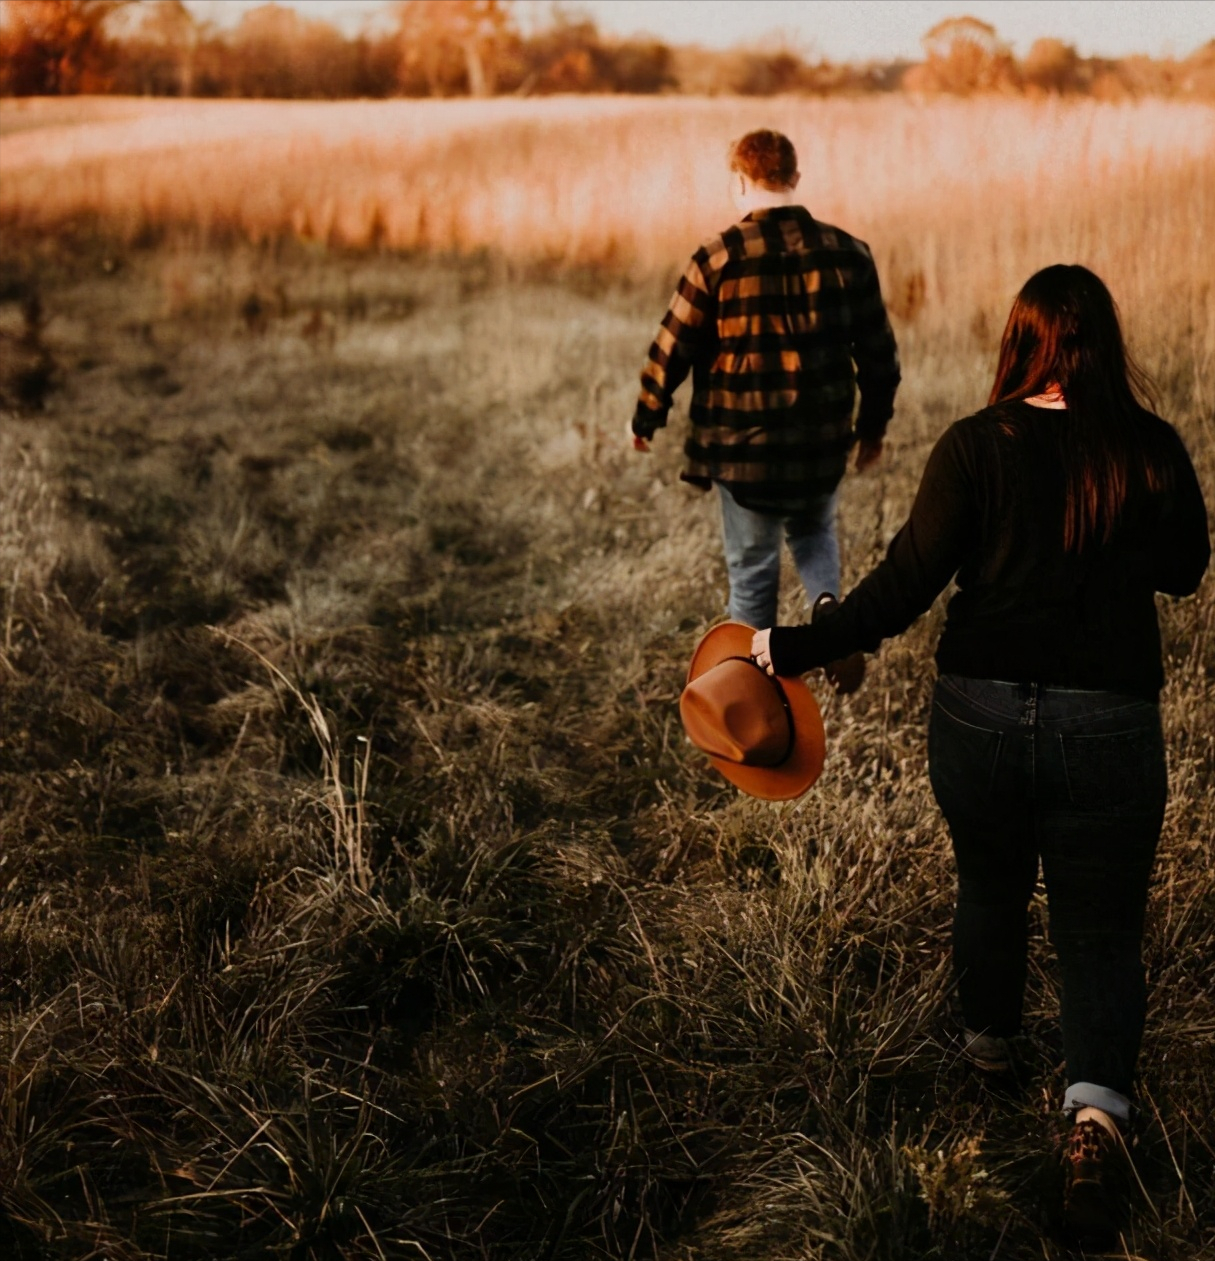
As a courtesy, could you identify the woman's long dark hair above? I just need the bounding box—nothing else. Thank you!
[989,264,1162,551]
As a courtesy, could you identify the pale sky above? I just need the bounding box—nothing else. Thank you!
[183,0,1215,60]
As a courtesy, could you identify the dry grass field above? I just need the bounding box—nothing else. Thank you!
[0,96,1212,1259]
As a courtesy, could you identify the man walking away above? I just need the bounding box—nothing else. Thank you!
[632,129,900,681]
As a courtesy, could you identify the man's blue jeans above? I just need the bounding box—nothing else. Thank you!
[718,484,840,628]
[928,675,1167,1123]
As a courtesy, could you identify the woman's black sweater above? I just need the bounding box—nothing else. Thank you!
[768,402,1210,699]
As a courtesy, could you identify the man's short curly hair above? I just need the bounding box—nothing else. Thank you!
[729,130,798,189]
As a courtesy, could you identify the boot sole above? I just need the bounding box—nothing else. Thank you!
[1064,1178,1120,1248]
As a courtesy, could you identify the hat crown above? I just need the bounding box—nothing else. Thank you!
[681,657,793,767]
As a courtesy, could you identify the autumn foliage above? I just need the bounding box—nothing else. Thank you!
[1,0,1213,100]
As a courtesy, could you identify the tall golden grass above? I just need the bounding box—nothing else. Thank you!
[3,95,1213,337]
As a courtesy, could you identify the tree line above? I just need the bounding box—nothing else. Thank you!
[1,2,1212,100]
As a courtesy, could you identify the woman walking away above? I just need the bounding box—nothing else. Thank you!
[750,265,1209,1247]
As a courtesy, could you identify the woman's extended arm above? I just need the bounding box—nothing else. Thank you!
[766,422,979,676]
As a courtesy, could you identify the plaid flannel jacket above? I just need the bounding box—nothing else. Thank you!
[633,206,900,509]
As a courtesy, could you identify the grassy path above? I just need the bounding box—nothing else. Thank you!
[0,234,1211,1259]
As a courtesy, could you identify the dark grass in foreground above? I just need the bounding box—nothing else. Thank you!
[0,231,1212,1259]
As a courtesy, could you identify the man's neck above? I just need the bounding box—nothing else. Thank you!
[736,187,802,215]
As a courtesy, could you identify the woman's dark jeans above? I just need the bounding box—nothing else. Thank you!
[928,675,1166,1115]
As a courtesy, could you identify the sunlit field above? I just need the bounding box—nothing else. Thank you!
[4,94,1214,321]
[0,96,1212,1260]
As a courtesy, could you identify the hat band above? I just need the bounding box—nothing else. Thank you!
[723,655,796,765]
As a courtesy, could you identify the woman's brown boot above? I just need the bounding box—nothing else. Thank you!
[1063,1118,1126,1248]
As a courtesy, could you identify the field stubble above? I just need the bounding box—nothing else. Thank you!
[0,97,1213,1259]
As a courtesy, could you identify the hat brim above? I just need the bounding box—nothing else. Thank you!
[685,621,826,801]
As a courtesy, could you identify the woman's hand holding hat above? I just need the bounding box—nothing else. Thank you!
[680,621,825,800]
[751,628,774,675]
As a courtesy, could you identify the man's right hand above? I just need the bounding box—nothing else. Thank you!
[854,438,882,472]
[628,418,651,452]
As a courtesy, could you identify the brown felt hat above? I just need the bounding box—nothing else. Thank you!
[680,622,825,801]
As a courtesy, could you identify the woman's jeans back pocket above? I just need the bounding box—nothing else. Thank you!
[929,695,1007,811]
[1058,724,1165,814]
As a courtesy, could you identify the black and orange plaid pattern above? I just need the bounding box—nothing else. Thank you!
[633,206,900,508]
